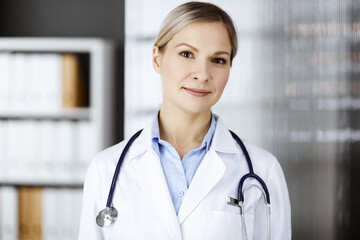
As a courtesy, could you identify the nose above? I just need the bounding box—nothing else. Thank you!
[191,61,212,82]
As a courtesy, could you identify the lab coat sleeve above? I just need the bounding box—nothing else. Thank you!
[78,157,107,240]
[265,159,292,240]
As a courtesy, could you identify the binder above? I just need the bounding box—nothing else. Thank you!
[18,187,43,240]
[42,188,58,240]
[0,121,5,179]
[62,54,87,108]
[38,121,56,181]
[44,54,62,112]
[78,121,96,176]
[58,121,74,181]
[30,54,62,113]
[0,53,11,112]
[12,53,27,112]
[0,186,18,240]
[42,188,82,240]
[7,120,20,179]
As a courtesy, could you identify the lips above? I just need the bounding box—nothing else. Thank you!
[183,87,211,97]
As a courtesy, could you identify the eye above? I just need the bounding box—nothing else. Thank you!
[180,51,194,58]
[212,58,227,64]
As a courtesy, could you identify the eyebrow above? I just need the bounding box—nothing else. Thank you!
[175,43,230,56]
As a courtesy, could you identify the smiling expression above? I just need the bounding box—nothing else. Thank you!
[153,21,232,115]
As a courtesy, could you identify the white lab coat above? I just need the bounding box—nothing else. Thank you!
[78,117,291,240]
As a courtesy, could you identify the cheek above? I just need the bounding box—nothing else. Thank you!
[214,70,230,93]
[161,57,190,86]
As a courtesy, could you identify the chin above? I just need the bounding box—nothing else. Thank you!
[181,104,213,115]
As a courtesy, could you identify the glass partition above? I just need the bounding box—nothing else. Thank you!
[125,1,360,239]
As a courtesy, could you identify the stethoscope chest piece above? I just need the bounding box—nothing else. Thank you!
[96,207,118,227]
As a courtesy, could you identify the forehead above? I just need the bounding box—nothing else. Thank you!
[168,21,231,52]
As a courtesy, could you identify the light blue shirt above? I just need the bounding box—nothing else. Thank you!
[151,113,217,214]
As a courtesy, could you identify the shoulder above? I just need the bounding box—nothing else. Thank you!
[86,140,128,182]
[242,140,278,166]
[94,140,127,164]
[241,140,285,183]
[93,140,127,165]
[214,121,281,181]
[87,127,152,180]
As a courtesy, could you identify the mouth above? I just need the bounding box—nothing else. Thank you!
[183,87,211,97]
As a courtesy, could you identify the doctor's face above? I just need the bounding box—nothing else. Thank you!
[153,21,232,115]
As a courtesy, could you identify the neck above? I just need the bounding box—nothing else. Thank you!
[158,107,212,159]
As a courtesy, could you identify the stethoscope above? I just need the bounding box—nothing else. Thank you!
[96,129,271,239]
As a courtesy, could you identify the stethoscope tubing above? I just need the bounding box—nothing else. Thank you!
[229,130,254,173]
[106,129,143,208]
[229,130,271,205]
[100,128,271,238]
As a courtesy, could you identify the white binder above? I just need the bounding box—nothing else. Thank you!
[0,186,18,240]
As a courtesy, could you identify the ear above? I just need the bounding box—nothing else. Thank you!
[152,45,161,74]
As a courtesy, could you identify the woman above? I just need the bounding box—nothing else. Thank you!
[79,2,291,239]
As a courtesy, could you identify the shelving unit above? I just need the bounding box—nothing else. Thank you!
[0,37,115,187]
[0,37,115,240]
[0,108,90,121]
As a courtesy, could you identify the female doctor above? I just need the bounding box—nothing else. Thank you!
[78,2,291,240]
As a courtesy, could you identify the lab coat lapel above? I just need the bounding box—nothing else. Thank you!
[177,148,226,224]
[177,117,238,224]
[129,126,182,240]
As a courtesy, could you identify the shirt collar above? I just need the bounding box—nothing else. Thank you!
[151,112,217,154]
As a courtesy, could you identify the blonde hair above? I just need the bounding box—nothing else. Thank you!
[154,1,238,64]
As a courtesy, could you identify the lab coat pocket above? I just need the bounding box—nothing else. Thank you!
[202,211,254,240]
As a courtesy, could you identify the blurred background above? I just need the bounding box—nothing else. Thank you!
[0,0,359,239]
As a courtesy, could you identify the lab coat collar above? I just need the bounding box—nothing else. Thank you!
[211,115,242,154]
[124,115,240,228]
[124,120,153,161]
[151,112,217,154]
[132,115,242,152]
[126,114,241,160]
